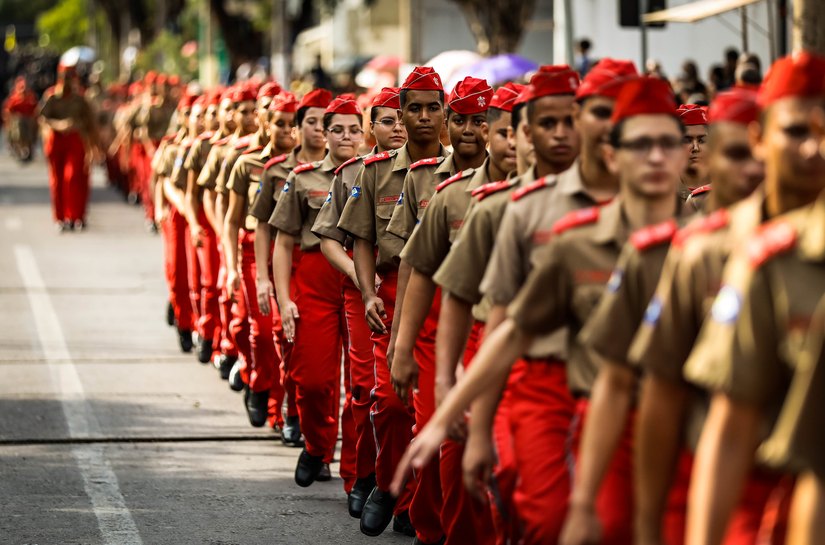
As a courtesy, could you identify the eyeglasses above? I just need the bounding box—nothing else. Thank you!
[327,126,364,136]
[617,136,682,155]
[375,118,403,128]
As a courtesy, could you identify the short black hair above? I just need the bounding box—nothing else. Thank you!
[608,115,685,148]
[323,111,363,131]
[296,106,309,128]
[399,89,445,109]
[511,102,526,133]
[487,106,505,125]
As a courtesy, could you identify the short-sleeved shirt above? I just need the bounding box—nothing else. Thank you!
[136,99,175,141]
[337,144,447,272]
[387,153,457,242]
[156,140,179,178]
[400,162,489,277]
[197,137,233,191]
[217,131,267,195]
[170,138,194,190]
[249,148,301,223]
[39,89,96,138]
[480,163,601,358]
[183,132,215,179]
[508,198,631,395]
[269,154,336,251]
[227,143,273,231]
[311,149,376,245]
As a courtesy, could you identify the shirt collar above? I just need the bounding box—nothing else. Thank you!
[392,144,411,172]
[320,153,337,173]
[591,198,629,246]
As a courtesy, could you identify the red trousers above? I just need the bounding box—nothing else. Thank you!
[410,291,444,543]
[185,221,202,335]
[130,140,155,221]
[572,399,635,545]
[239,230,285,425]
[289,251,345,462]
[339,315,358,493]
[343,277,378,483]
[218,244,252,374]
[44,130,89,223]
[193,210,222,357]
[161,207,194,330]
[270,245,301,424]
[723,469,791,545]
[369,270,416,514]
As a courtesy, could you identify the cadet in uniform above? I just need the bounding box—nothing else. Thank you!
[677,104,709,201]
[337,66,446,538]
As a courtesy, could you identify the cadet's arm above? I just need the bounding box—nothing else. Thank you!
[353,238,386,333]
[320,238,358,286]
[202,188,220,237]
[388,261,413,367]
[162,177,187,215]
[222,192,244,277]
[391,266,437,402]
[184,170,201,228]
[273,230,298,341]
[435,293,474,400]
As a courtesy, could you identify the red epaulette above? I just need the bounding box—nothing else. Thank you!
[335,155,362,175]
[263,153,289,171]
[293,162,318,174]
[512,176,553,201]
[552,207,600,235]
[409,156,443,170]
[242,146,263,155]
[745,220,797,268]
[215,136,231,146]
[436,169,473,193]
[630,219,679,251]
[197,131,214,141]
[690,184,712,197]
[161,134,174,143]
[673,208,730,247]
[364,151,392,166]
[234,136,252,150]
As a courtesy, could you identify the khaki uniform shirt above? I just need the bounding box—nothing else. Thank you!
[217,132,267,195]
[197,137,233,191]
[39,90,96,139]
[136,99,175,141]
[311,149,376,245]
[400,163,489,277]
[227,144,273,231]
[249,148,301,223]
[508,198,631,395]
[387,153,457,242]
[156,139,179,178]
[338,144,446,271]
[183,131,215,178]
[481,163,599,358]
[270,154,336,251]
[170,138,193,190]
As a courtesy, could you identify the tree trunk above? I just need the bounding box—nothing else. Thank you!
[208,0,264,73]
[450,0,538,56]
[794,0,825,54]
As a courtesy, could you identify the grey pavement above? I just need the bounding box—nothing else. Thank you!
[0,150,410,545]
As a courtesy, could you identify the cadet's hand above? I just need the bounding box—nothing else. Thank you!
[390,418,448,497]
[363,294,388,334]
[226,269,241,297]
[278,297,300,342]
[190,224,204,248]
[462,428,495,503]
[391,348,418,406]
[155,205,167,225]
[256,278,273,316]
[435,375,455,409]
[560,504,602,545]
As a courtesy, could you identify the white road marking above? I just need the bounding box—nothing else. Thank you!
[5,217,22,231]
[13,245,143,545]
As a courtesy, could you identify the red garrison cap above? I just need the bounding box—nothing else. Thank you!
[228,86,257,104]
[401,66,443,91]
[611,77,677,124]
[299,88,333,110]
[144,71,158,85]
[270,91,299,113]
[156,73,168,86]
[490,82,525,112]
[371,87,401,109]
[677,104,708,126]
[207,88,223,106]
[257,81,282,100]
[178,93,198,111]
[708,87,759,126]
[757,51,825,108]
[576,58,638,100]
[448,76,494,115]
[193,94,207,108]
[325,93,361,115]
[168,74,181,87]
[521,65,580,102]
[128,81,143,97]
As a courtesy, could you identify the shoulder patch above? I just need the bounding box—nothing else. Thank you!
[745,220,798,268]
[197,131,214,141]
[364,151,392,166]
[233,136,251,150]
[673,208,730,247]
[335,155,363,175]
[630,219,679,251]
[552,207,600,235]
[690,184,711,197]
[263,153,289,170]
[293,161,319,174]
[436,169,473,193]
[512,176,554,201]
[242,146,263,155]
[472,179,513,201]
[409,156,444,170]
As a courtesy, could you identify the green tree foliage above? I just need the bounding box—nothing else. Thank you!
[135,29,198,81]
[36,0,90,53]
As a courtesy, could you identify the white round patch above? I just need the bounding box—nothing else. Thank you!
[711,285,742,324]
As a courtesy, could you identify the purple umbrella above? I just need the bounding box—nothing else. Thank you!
[450,54,539,88]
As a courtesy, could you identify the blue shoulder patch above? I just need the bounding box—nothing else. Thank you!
[351,186,362,199]
[324,191,332,205]
[643,295,663,325]
[606,269,624,293]
[282,181,291,193]
[397,192,404,206]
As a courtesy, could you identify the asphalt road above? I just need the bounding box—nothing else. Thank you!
[0,149,410,545]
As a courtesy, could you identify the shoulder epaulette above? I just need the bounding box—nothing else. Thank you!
[690,184,711,197]
[472,179,513,200]
[197,131,214,141]
[364,151,392,166]
[673,208,730,247]
[552,207,600,235]
[242,146,263,155]
[215,136,231,146]
[512,176,554,201]
[630,219,679,251]
[234,136,252,150]
[745,220,798,268]
[409,156,443,170]
[436,169,473,193]
[161,134,174,143]
[293,161,319,174]
[335,155,363,175]
[263,154,289,170]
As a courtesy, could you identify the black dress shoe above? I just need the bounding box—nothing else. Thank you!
[392,509,415,537]
[166,302,175,326]
[245,389,269,427]
[281,415,303,446]
[178,329,193,352]
[294,449,324,487]
[227,358,245,391]
[348,473,376,518]
[316,463,331,482]
[197,338,212,364]
[359,487,396,537]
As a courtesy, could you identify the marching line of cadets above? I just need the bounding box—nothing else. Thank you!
[36,51,825,545]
